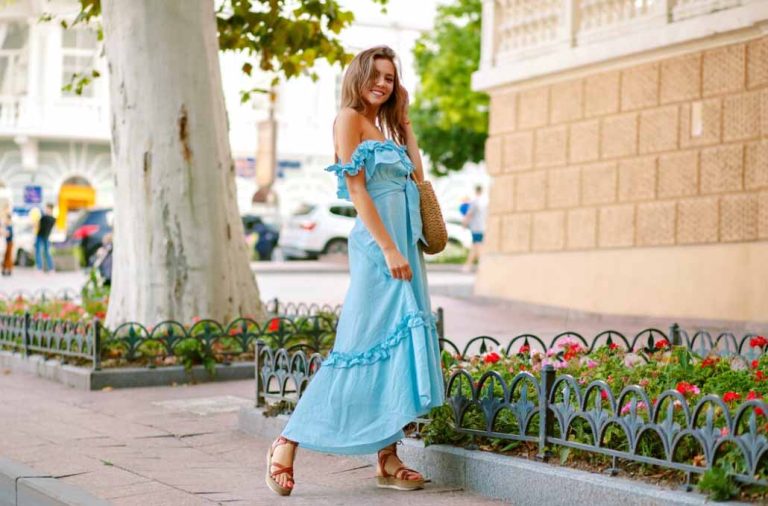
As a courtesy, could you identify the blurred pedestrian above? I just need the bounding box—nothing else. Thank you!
[461,184,486,273]
[92,232,113,285]
[2,211,12,276]
[35,203,56,273]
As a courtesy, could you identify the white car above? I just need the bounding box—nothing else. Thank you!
[278,201,472,260]
[279,201,355,259]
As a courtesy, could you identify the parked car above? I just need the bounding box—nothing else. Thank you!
[66,207,114,266]
[242,214,280,261]
[279,201,472,260]
[278,201,354,260]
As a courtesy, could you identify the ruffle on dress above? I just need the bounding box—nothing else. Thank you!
[322,311,438,368]
[325,139,414,200]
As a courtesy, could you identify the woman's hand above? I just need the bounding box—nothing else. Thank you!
[383,246,412,281]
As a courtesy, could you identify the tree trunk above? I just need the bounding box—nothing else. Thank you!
[101,0,265,327]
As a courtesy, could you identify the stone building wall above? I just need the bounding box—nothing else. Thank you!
[478,35,768,322]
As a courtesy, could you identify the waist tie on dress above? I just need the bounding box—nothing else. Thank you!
[367,177,426,247]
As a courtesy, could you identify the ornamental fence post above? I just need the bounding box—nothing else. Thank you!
[670,322,681,346]
[255,340,265,407]
[22,312,30,358]
[92,318,102,371]
[436,307,445,341]
[537,364,555,461]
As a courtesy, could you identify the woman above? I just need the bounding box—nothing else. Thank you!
[265,46,445,496]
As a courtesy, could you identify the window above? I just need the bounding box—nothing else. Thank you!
[61,28,98,97]
[329,205,356,218]
[0,22,29,96]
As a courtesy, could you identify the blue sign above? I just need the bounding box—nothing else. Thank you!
[23,185,42,205]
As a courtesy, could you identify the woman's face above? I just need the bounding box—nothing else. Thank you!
[363,57,395,108]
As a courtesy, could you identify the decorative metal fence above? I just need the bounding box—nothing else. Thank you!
[446,365,768,489]
[0,299,444,373]
[442,323,765,363]
[255,324,768,488]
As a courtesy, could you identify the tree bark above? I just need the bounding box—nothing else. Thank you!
[101,0,265,327]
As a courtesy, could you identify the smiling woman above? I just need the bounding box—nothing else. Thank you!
[265,46,444,497]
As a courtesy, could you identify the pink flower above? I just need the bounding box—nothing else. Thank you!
[621,401,647,415]
[623,353,644,368]
[720,427,730,437]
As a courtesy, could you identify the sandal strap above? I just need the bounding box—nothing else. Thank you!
[394,466,421,480]
[270,464,294,479]
[377,446,397,472]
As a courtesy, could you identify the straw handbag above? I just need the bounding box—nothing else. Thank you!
[414,180,448,254]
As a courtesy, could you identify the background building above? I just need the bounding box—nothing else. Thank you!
[0,0,110,232]
[474,0,768,322]
[0,0,485,232]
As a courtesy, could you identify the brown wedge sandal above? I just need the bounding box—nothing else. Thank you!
[266,436,298,496]
[376,443,425,491]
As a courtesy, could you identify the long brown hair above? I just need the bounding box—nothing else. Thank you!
[340,45,407,145]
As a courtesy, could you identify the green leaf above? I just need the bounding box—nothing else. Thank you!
[410,0,488,176]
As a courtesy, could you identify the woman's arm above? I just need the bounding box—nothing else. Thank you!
[335,109,412,281]
[400,87,425,183]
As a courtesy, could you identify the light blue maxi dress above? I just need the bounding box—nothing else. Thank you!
[281,139,445,455]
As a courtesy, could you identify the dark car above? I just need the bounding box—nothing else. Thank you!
[66,208,113,266]
[242,214,279,261]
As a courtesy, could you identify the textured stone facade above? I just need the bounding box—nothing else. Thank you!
[484,37,768,257]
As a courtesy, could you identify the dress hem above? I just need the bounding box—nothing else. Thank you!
[281,404,442,456]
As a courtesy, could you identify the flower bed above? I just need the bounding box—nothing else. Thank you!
[426,336,768,501]
[0,294,339,373]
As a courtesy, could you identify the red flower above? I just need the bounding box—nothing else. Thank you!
[723,391,741,403]
[600,390,608,401]
[750,336,768,348]
[608,343,619,350]
[753,360,760,369]
[484,351,501,364]
[676,381,701,397]
[268,318,280,332]
[747,391,765,416]
[94,311,106,320]
[519,365,527,371]
[701,356,718,368]
[518,344,530,355]
[757,371,766,382]
[655,339,670,350]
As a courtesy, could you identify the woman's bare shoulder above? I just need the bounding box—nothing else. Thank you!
[334,108,364,149]
[335,107,363,129]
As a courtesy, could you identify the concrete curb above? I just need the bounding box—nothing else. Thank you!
[237,407,741,506]
[0,351,253,391]
[0,457,108,506]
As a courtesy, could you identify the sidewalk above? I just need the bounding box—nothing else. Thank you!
[0,369,501,505]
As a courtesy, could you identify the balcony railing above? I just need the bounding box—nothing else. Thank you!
[476,0,767,89]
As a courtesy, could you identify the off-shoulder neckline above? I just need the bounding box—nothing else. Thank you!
[334,138,406,164]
